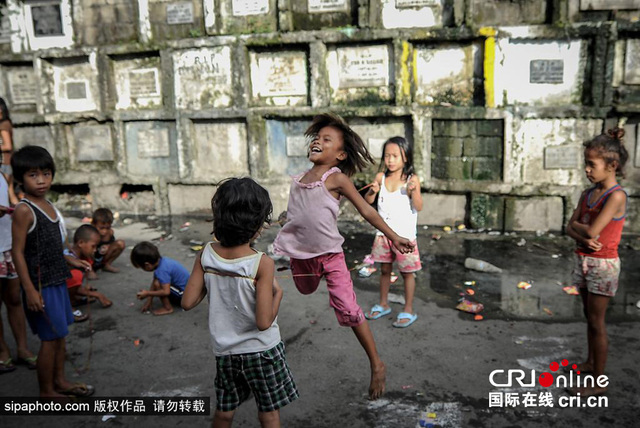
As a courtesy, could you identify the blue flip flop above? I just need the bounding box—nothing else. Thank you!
[365,304,392,320]
[393,312,417,328]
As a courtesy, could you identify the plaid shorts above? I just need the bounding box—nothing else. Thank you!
[215,342,299,413]
[0,250,18,279]
[572,254,620,297]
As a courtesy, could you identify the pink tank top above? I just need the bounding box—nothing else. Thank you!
[273,167,345,259]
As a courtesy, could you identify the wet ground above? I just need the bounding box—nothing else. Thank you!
[1,215,639,427]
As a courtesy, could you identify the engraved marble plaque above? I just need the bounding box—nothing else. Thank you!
[137,128,170,158]
[74,126,114,162]
[167,2,194,24]
[232,0,269,16]
[530,60,564,84]
[31,4,63,37]
[337,46,389,88]
[251,52,307,98]
[308,0,348,13]
[174,47,233,109]
[286,136,308,157]
[7,70,38,104]
[544,145,580,169]
[129,69,160,97]
[66,81,88,100]
[580,0,640,10]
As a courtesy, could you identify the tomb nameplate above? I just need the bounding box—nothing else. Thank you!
[167,2,194,24]
[129,69,160,97]
[232,0,269,16]
[544,145,580,169]
[624,39,640,85]
[137,129,170,158]
[8,70,38,104]
[530,60,564,84]
[337,46,389,88]
[66,81,88,100]
[396,0,438,7]
[253,53,307,97]
[74,126,114,162]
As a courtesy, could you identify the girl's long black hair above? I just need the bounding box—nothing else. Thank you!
[380,136,414,180]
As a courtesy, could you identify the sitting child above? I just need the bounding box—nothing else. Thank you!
[64,225,112,321]
[89,208,125,278]
[133,241,189,316]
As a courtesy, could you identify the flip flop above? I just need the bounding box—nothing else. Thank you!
[392,312,418,328]
[16,356,37,370]
[0,358,16,374]
[73,309,89,323]
[365,304,392,320]
[56,382,95,397]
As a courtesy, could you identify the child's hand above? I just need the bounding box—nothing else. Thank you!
[0,205,8,218]
[585,237,603,252]
[26,289,44,312]
[368,181,380,195]
[406,177,419,196]
[393,237,414,254]
[137,290,148,300]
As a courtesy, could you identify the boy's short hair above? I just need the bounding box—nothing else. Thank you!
[131,241,161,268]
[11,145,56,182]
[92,208,114,224]
[212,177,272,247]
[305,113,374,177]
[74,224,100,243]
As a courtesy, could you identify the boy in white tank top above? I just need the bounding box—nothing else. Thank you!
[182,178,298,427]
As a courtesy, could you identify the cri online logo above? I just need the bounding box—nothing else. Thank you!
[490,359,609,389]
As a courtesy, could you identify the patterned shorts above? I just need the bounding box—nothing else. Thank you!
[571,254,620,297]
[371,235,422,273]
[215,342,299,413]
[0,250,18,279]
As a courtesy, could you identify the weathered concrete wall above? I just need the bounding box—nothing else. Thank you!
[0,0,639,234]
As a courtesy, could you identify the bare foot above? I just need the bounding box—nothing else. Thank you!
[369,361,386,400]
[100,299,113,308]
[568,386,607,396]
[87,270,98,280]
[102,264,120,273]
[152,307,174,316]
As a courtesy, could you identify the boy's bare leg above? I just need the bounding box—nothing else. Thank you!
[78,287,112,308]
[258,410,280,428]
[38,340,64,397]
[352,322,386,400]
[102,240,125,273]
[3,277,35,360]
[394,272,416,326]
[368,263,392,318]
[0,303,11,363]
[213,410,235,428]
[152,296,174,316]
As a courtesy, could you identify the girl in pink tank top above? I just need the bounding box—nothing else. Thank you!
[566,128,628,397]
[274,113,414,400]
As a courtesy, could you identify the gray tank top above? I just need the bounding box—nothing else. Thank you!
[201,243,281,356]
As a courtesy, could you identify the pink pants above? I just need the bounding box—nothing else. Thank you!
[290,252,364,327]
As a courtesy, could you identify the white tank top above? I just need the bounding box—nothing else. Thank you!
[201,243,281,356]
[376,174,418,241]
[0,174,10,252]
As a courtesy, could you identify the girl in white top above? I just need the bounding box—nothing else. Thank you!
[181,177,298,427]
[364,137,423,328]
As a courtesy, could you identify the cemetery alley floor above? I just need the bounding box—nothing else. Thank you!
[1,216,639,427]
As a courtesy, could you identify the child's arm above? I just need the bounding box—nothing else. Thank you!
[329,173,414,253]
[10,204,44,312]
[138,283,170,298]
[255,255,279,331]
[363,173,383,204]
[407,174,423,211]
[565,193,602,252]
[181,254,207,310]
[570,191,626,239]
[64,253,92,271]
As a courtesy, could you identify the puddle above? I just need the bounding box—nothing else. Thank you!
[345,227,640,323]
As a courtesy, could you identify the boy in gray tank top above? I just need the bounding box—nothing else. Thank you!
[182,177,298,427]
